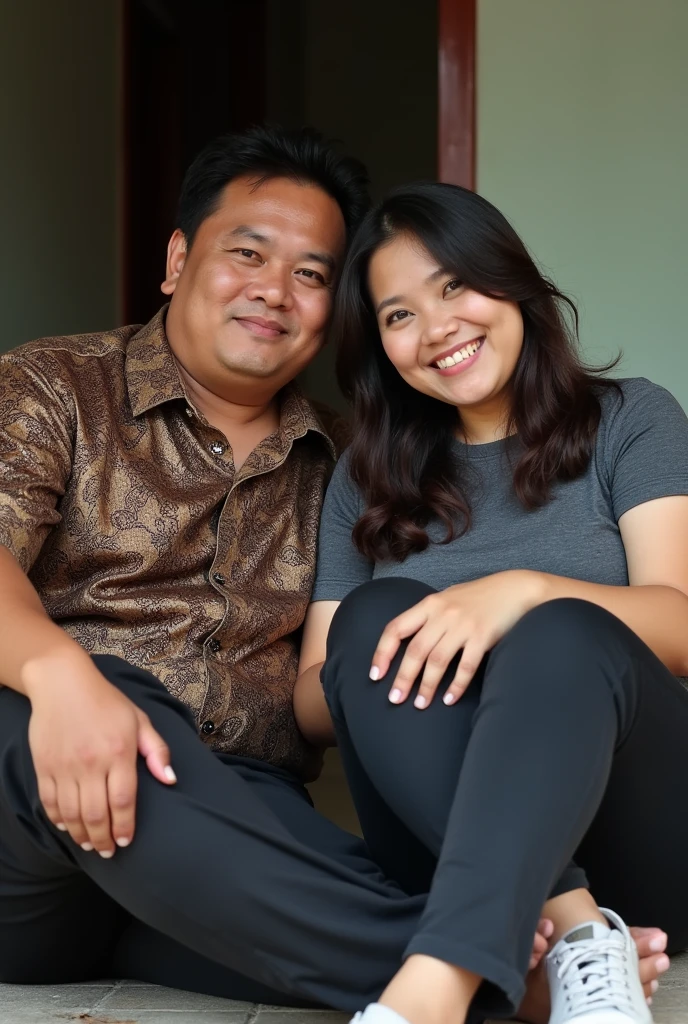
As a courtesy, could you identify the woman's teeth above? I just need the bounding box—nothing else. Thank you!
[435,339,482,369]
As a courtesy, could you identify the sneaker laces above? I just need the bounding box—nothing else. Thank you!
[554,934,636,1017]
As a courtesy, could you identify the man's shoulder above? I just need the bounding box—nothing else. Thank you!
[1,323,140,373]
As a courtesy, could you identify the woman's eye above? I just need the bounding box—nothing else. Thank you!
[386,309,411,326]
[444,278,463,295]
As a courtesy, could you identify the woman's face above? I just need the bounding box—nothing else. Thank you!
[368,234,524,418]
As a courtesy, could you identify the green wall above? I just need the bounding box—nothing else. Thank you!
[0,1,119,353]
[477,0,688,408]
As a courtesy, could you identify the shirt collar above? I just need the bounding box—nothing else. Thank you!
[125,306,336,459]
[125,305,186,417]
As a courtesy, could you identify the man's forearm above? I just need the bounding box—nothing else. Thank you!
[0,545,89,697]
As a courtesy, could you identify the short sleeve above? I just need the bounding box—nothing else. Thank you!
[0,353,75,571]
[602,378,688,521]
[311,452,374,601]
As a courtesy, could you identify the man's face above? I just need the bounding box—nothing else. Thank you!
[162,175,347,402]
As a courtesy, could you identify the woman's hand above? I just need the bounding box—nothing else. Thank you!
[370,570,547,708]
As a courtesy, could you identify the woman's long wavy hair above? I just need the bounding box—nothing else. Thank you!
[331,182,620,562]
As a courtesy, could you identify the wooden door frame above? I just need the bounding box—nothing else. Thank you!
[438,0,477,189]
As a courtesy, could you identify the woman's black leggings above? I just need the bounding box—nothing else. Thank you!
[321,579,688,1011]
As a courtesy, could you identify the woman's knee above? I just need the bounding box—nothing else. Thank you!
[498,598,634,689]
[326,578,435,656]
[322,579,435,703]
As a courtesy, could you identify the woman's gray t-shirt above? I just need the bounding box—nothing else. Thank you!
[312,379,688,600]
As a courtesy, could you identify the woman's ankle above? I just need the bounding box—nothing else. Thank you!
[544,888,608,944]
[378,954,481,1024]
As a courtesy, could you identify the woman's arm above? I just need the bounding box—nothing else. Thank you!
[293,600,340,746]
[371,495,688,706]
[537,495,688,675]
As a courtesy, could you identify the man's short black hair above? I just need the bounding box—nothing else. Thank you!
[176,124,370,248]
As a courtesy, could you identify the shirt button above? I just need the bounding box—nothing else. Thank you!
[201,720,215,736]
[212,572,226,586]
[209,441,226,456]
[207,638,221,653]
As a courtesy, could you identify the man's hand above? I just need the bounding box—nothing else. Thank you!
[25,651,175,857]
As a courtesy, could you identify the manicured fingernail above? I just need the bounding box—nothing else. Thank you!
[115,837,131,848]
[99,850,115,859]
[80,842,94,852]
[56,823,67,831]
[650,936,666,952]
[443,692,455,705]
[389,689,402,704]
[414,695,427,709]
[164,765,177,783]
[656,955,670,973]
[647,997,653,1006]
[369,666,380,681]
[651,980,659,993]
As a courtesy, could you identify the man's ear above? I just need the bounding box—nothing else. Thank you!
[161,229,187,295]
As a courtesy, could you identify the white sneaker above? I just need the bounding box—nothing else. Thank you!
[547,908,653,1024]
[349,1005,411,1024]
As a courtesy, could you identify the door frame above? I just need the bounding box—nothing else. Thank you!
[438,0,477,189]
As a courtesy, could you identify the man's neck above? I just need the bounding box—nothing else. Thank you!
[176,361,279,428]
[176,361,281,470]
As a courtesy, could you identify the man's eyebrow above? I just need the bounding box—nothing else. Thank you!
[375,268,447,316]
[299,250,336,273]
[225,228,336,274]
[228,226,271,244]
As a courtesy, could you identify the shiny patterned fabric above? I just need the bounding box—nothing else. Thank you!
[0,307,338,780]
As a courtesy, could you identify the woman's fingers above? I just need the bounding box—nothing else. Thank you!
[370,602,431,682]
[444,636,488,704]
[414,632,467,708]
[387,623,448,705]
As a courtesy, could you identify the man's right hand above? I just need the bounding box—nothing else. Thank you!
[25,653,176,858]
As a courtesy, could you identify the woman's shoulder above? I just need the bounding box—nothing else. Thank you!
[597,376,686,432]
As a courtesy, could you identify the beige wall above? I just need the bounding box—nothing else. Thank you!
[0,0,120,353]
[477,0,688,408]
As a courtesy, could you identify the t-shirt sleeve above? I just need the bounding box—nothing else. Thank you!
[0,352,75,571]
[311,452,374,601]
[603,378,688,521]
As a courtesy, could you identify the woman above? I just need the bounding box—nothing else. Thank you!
[293,182,688,1024]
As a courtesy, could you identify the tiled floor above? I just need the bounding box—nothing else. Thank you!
[1,956,686,1024]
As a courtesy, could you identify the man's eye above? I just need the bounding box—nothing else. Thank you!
[297,269,326,284]
[386,309,411,326]
[231,248,261,260]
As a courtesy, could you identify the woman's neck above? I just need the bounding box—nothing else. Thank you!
[456,396,512,445]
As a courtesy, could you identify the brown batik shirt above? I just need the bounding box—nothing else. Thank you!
[0,307,339,781]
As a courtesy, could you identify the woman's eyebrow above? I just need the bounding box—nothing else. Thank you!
[375,269,446,315]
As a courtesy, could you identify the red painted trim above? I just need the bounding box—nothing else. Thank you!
[438,0,477,189]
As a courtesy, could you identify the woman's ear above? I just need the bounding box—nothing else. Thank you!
[161,230,187,295]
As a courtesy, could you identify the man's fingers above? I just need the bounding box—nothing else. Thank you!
[639,952,671,986]
[107,760,138,849]
[79,776,115,857]
[137,715,176,784]
[630,926,667,956]
[56,779,90,849]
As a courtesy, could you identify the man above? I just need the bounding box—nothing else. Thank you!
[0,126,666,1016]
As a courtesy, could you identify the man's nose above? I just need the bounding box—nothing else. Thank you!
[245,264,293,309]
